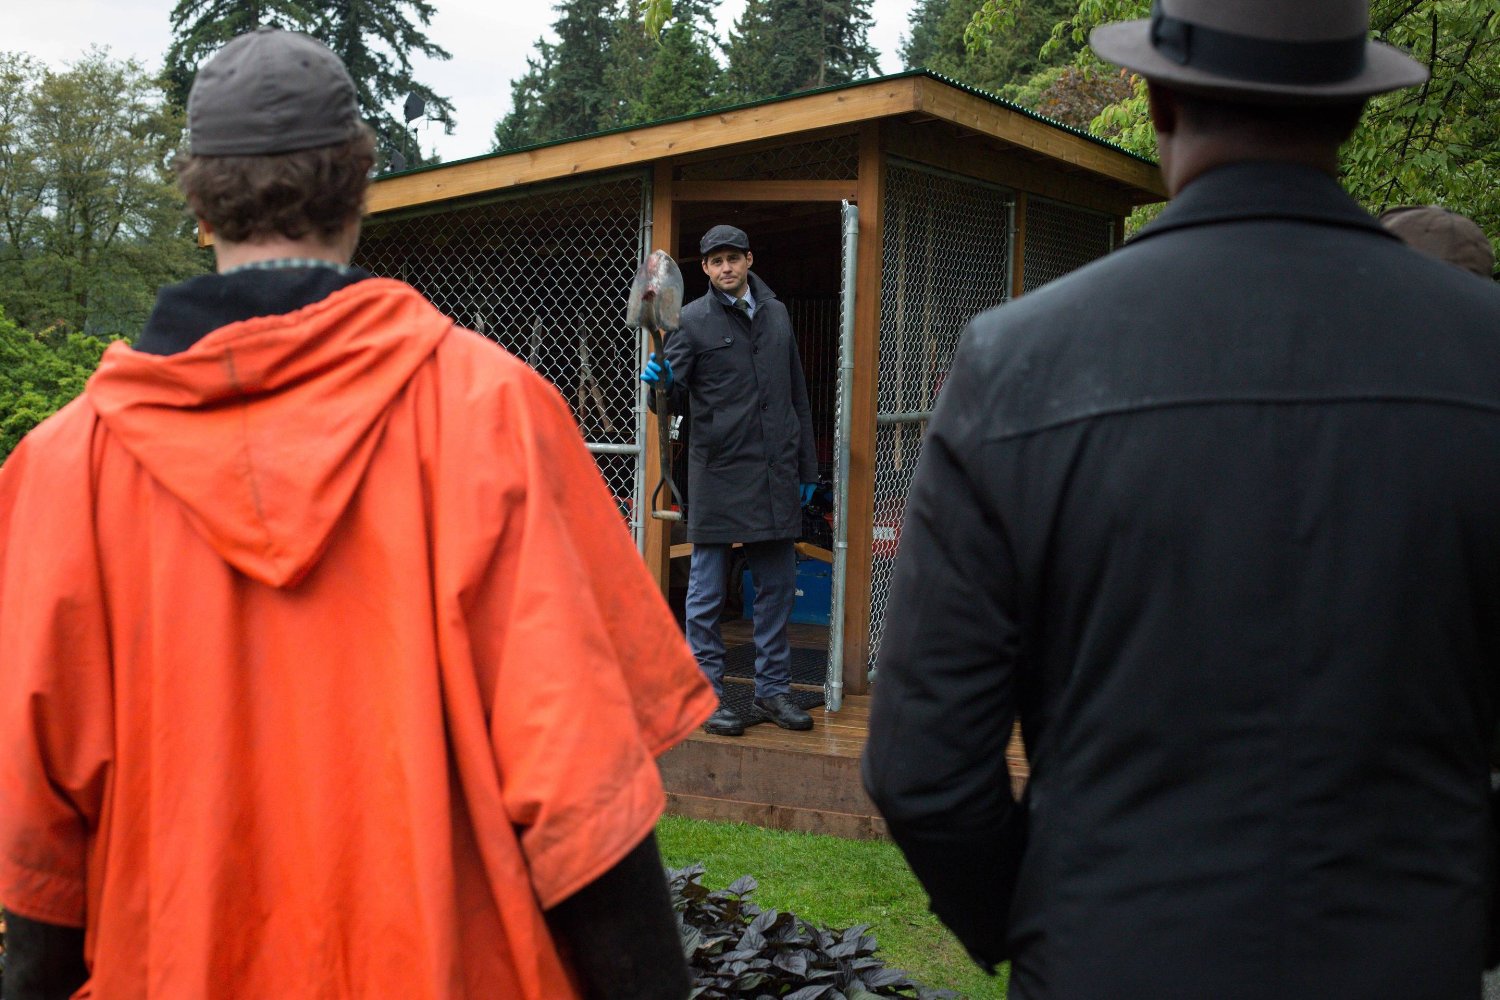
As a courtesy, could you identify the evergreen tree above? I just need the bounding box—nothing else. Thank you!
[900,0,1077,96]
[725,0,881,101]
[319,0,456,168]
[164,0,315,110]
[494,47,555,151]
[607,0,723,126]
[494,0,624,149]
[164,0,455,168]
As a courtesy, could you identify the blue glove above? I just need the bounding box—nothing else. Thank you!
[800,482,816,505]
[640,352,673,390]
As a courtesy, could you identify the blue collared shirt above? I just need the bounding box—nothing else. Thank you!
[717,287,756,319]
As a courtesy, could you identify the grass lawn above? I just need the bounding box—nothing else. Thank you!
[656,814,1008,1000]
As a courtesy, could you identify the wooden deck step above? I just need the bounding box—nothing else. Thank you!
[659,695,888,840]
[661,631,1032,839]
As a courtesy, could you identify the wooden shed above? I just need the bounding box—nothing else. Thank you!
[353,70,1164,834]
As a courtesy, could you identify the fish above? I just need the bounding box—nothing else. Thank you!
[626,249,684,332]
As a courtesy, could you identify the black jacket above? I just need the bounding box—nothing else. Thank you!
[863,162,1500,999]
[663,271,817,544]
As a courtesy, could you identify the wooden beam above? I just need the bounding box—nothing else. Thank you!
[1012,192,1029,300]
[883,126,1138,218]
[643,161,677,596]
[910,76,1166,202]
[366,80,924,218]
[673,179,859,202]
[841,123,885,697]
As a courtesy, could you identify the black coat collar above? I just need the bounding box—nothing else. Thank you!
[1130,161,1399,247]
[134,266,372,356]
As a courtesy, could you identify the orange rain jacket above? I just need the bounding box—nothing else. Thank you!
[0,277,715,998]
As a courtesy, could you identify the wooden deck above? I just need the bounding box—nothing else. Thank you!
[659,622,1031,839]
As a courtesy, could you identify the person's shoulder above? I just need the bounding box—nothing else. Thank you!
[437,324,556,392]
[680,291,717,321]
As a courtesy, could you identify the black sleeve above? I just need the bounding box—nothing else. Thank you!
[1488,777,1500,969]
[2,911,89,1000]
[544,832,691,1000]
[860,332,1026,971]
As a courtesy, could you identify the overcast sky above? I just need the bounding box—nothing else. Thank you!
[8,1,916,163]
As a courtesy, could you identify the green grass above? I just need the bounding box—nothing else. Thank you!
[655,814,1008,1000]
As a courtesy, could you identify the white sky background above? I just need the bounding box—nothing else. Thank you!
[7,0,916,163]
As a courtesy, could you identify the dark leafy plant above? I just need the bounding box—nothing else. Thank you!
[668,864,958,1000]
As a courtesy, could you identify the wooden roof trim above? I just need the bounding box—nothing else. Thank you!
[366,79,924,217]
[910,76,1166,201]
[362,74,1164,218]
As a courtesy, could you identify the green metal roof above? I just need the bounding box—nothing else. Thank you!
[380,68,1156,181]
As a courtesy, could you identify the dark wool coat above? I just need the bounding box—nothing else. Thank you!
[663,271,817,544]
[863,162,1500,999]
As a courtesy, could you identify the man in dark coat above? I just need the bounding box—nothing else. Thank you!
[642,226,819,736]
[863,1,1500,996]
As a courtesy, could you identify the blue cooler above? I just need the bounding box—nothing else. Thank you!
[741,556,832,626]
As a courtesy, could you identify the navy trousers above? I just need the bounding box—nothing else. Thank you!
[685,539,795,700]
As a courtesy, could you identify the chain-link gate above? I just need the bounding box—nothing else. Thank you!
[353,172,652,543]
[868,160,1014,673]
[1022,196,1116,292]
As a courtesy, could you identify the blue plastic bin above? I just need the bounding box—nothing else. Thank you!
[741,556,832,626]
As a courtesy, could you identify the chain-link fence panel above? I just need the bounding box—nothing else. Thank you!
[788,297,840,483]
[1022,196,1116,293]
[675,133,860,183]
[353,172,651,543]
[867,159,1013,673]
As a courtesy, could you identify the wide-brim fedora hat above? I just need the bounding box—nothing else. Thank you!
[1091,0,1428,104]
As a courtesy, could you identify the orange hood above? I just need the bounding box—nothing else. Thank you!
[88,278,450,588]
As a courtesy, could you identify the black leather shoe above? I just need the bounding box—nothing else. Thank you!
[703,703,745,736]
[751,693,813,731]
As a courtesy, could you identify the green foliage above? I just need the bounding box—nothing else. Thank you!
[497,0,724,149]
[0,50,209,338]
[322,0,456,169]
[656,816,1008,1000]
[608,0,724,127]
[725,0,881,101]
[902,0,1078,98]
[0,307,111,461]
[494,0,618,149]
[164,0,316,109]
[164,0,455,169]
[968,1,1500,250]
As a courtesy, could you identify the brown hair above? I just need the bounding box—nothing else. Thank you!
[176,124,376,243]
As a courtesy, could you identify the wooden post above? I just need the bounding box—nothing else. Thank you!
[840,123,885,697]
[643,161,678,595]
[1011,192,1029,300]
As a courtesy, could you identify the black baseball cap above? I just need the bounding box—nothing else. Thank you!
[700,225,750,255]
[188,28,362,155]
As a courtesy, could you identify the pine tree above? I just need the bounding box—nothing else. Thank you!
[494,0,625,149]
[898,0,1078,96]
[164,0,456,168]
[725,0,880,102]
[319,0,456,168]
[606,0,723,127]
[493,47,555,151]
[164,0,315,109]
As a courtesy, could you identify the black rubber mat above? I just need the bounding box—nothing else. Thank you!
[721,644,827,685]
[718,682,824,723]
